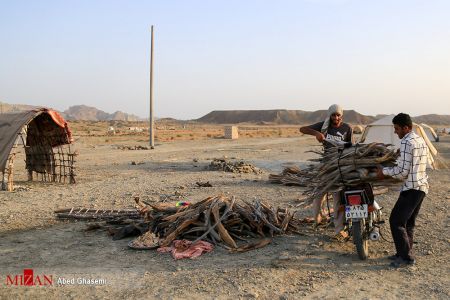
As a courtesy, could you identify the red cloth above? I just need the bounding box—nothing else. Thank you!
[45,109,73,143]
[35,108,73,144]
[46,109,66,128]
[157,240,214,260]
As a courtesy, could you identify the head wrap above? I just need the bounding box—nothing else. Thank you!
[321,104,343,133]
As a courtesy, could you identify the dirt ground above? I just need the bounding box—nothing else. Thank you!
[0,125,449,299]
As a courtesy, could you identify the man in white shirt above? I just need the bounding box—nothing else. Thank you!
[377,113,428,268]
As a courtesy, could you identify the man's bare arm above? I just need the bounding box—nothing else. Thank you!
[300,126,325,143]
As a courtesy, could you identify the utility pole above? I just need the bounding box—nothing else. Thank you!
[149,25,155,148]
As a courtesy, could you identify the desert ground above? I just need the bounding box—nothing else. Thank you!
[0,123,449,299]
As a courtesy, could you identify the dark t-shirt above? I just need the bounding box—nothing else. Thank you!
[309,121,353,149]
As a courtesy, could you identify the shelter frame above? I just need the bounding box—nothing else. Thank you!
[0,109,77,191]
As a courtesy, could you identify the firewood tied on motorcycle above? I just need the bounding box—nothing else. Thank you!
[303,142,402,200]
[136,195,303,252]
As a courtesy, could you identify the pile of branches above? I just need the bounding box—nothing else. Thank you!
[137,195,302,252]
[55,207,148,240]
[305,143,402,199]
[117,145,150,150]
[208,158,262,174]
[54,195,305,252]
[268,165,315,186]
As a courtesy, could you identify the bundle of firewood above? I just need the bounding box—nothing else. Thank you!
[136,195,303,252]
[270,143,402,200]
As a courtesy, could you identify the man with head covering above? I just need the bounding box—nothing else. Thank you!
[300,104,353,240]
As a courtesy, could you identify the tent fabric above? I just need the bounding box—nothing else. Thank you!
[360,115,438,169]
[0,110,38,171]
[420,123,439,142]
[352,125,364,134]
[0,108,72,171]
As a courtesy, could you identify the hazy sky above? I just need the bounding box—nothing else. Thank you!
[1,0,449,119]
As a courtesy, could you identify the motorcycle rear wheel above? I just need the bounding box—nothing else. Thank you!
[352,219,369,260]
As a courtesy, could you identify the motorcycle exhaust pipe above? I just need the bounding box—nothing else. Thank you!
[369,227,380,241]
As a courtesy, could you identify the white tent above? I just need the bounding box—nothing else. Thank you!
[420,123,439,142]
[352,124,364,134]
[360,115,438,169]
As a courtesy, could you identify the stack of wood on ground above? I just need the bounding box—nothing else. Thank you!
[117,145,151,150]
[54,195,306,252]
[136,195,303,252]
[270,143,402,200]
[208,158,262,174]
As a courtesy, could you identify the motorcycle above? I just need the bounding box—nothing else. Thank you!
[341,183,384,260]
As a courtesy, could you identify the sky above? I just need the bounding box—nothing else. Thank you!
[1,0,449,119]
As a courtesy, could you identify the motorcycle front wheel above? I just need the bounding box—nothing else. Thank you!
[352,219,369,260]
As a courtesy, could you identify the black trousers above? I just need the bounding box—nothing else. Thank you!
[389,189,426,260]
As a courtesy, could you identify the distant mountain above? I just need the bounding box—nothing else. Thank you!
[412,114,450,125]
[2,101,449,124]
[61,105,108,121]
[63,105,141,121]
[0,101,142,121]
[196,110,377,125]
[0,102,40,113]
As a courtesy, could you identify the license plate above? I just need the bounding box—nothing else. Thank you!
[345,204,368,219]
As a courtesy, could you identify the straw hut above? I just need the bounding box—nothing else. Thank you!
[0,108,76,191]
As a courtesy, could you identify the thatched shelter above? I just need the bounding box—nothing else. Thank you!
[0,108,76,191]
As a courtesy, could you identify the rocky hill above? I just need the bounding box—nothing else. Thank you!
[412,114,450,125]
[0,102,39,113]
[196,110,377,125]
[0,102,141,121]
[2,101,449,124]
[62,105,141,121]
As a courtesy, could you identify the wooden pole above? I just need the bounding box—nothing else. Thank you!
[149,25,155,148]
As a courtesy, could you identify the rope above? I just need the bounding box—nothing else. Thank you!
[337,147,345,186]
[326,192,332,219]
[353,143,359,179]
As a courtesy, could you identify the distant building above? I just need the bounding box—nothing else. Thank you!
[224,126,239,139]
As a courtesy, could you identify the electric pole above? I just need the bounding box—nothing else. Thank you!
[149,25,155,148]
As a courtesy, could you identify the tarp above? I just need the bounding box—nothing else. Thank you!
[0,108,72,171]
[0,110,37,171]
[360,115,438,169]
[420,123,439,142]
[352,124,364,134]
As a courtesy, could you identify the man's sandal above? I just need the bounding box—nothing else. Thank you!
[333,231,349,242]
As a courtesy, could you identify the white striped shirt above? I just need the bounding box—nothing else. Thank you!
[382,131,429,194]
